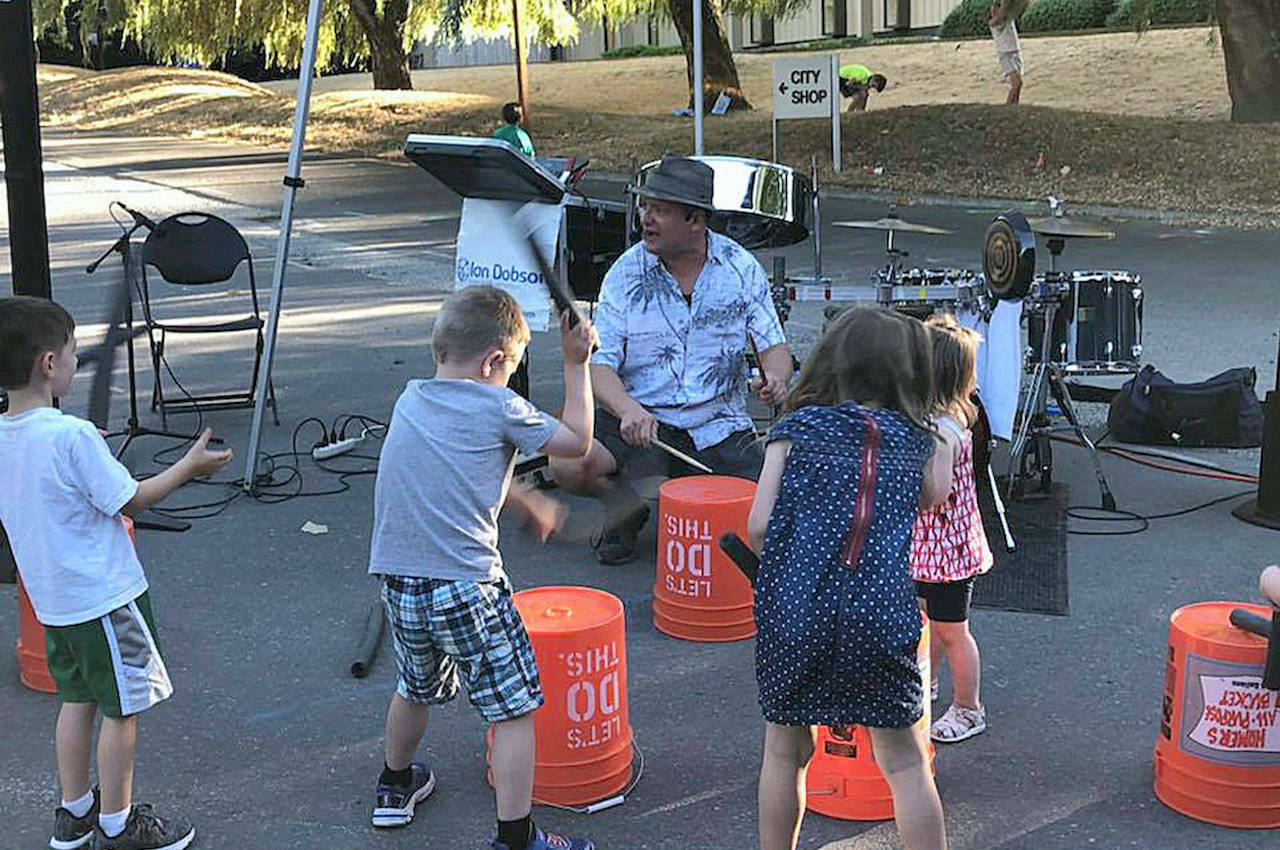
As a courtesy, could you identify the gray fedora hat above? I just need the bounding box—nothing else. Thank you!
[632,157,716,212]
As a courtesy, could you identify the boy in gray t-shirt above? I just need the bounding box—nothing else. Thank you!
[367,285,597,850]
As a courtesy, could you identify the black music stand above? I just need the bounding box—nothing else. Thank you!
[85,222,192,532]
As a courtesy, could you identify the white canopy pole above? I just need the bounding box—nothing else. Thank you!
[693,0,703,154]
[242,0,325,491]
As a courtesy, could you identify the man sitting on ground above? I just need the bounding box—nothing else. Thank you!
[549,157,793,565]
[492,102,535,157]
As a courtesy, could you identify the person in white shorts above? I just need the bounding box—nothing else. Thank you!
[988,0,1025,104]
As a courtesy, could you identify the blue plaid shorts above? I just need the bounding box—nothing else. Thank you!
[381,576,543,722]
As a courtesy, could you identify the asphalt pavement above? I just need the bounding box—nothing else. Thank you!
[3,131,1279,850]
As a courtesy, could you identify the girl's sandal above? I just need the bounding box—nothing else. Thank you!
[930,703,986,743]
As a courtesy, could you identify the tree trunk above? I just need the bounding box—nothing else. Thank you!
[348,0,413,90]
[1216,0,1280,122]
[667,0,751,111]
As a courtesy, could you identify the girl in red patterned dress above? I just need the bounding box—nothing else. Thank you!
[911,314,993,743]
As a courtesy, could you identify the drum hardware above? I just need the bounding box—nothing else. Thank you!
[834,210,953,286]
[1001,216,1118,508]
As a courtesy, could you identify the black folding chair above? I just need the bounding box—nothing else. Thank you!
[140,212,278,428]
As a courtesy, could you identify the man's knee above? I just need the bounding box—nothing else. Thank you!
[549,442,615,494]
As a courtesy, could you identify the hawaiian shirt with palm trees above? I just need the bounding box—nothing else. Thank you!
[591,231,787,450]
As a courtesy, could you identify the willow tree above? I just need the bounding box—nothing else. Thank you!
[34,0,436,89]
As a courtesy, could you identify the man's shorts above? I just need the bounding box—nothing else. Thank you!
[381,576,543,723]
[915,577,977,624]
[595,409,764,482]
[998,51,1024,78]
[45,592,173,718]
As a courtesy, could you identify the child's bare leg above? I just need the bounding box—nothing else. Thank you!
[933,620,981,710]
[1006,70,1022,104]
[489,713,536,820]
[98,714,137,815]
[757,722,817,850]
[384,692,430,770]
[56,702,97,803]
[868,726,947,850]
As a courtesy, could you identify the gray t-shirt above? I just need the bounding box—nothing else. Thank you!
[368,378,559,582]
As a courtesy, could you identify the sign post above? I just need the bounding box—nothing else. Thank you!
[771,54,840,173]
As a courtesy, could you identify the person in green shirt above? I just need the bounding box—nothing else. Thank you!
[838,63,888,112]
[491,102,535,158]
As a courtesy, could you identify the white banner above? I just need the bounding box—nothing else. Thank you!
[455,199,560,332]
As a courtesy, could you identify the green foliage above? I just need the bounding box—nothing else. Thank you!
[938,0,1000,38]
[1020,0,1115,33]
[601,44,684,58]
[1106,0,1212,28]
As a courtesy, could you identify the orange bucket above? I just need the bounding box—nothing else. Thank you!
[1153,601,1280,828]
[652,475,756,642]
[16,516,137,694]
[806,616,935,821]
[489,586,633,807]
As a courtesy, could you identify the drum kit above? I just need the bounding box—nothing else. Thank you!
[784,199,1143,508]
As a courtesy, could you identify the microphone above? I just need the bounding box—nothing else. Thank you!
[120,204,164,236]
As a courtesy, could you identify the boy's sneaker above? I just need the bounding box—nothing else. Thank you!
[489,826,595,850]
[92,804,194,850]
[50,786,99,850]
[371,762,436,828]
[593,502,650,565]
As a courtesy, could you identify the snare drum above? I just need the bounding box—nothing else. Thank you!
[881,268,989,320]
[1027,270,1143,372]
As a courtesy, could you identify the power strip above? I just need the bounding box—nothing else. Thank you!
[312,435,364,461]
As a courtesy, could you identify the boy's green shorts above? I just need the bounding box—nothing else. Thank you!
[45,592,173,718]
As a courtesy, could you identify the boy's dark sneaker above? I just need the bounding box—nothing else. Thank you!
[92,804,194,850]
[489,826,595,850]
[593,502,650,565]
[371,762,436,828]
[50,786,99,850]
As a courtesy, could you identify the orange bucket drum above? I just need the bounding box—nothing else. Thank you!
[652,475,756,642]
[489,587,633,807]
[1153,601,1280,828]
[806,616,935,821]
[16,516,137,694]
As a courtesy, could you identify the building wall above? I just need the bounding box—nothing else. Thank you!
[412,0,961,68]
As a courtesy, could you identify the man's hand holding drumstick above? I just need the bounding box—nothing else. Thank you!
[748,333,790,407]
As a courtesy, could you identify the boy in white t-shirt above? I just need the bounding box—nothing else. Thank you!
[988,0,1025,104]
[0,296,231,850]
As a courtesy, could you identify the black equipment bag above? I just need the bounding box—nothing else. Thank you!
[1108,365,1263,447]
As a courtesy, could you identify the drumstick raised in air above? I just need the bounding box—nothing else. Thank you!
[652,438,714,475]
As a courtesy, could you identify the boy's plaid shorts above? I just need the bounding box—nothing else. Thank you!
[381,576,543,722]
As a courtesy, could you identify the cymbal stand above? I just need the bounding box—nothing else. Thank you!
[1006,237,1116,510]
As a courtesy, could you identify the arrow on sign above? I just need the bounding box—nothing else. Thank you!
[778,82,788,95]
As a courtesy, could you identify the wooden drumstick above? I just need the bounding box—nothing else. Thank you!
[652,437,714,475]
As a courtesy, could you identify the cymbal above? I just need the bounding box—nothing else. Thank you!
[1026,217,1116,239]
[832,216,953,235]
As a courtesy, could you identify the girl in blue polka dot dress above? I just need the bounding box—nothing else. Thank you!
[747,307,952,850]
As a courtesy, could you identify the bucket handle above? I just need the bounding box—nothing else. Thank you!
[1229,608,1280,690]
[718,532,759,587]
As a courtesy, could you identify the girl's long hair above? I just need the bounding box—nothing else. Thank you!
[924,313,982,428]
[784,306,934,431]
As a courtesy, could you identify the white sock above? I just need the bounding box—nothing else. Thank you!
[62,789,94,819]
[99,807,130,838]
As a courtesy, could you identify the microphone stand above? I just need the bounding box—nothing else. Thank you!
[86,221,191,532]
